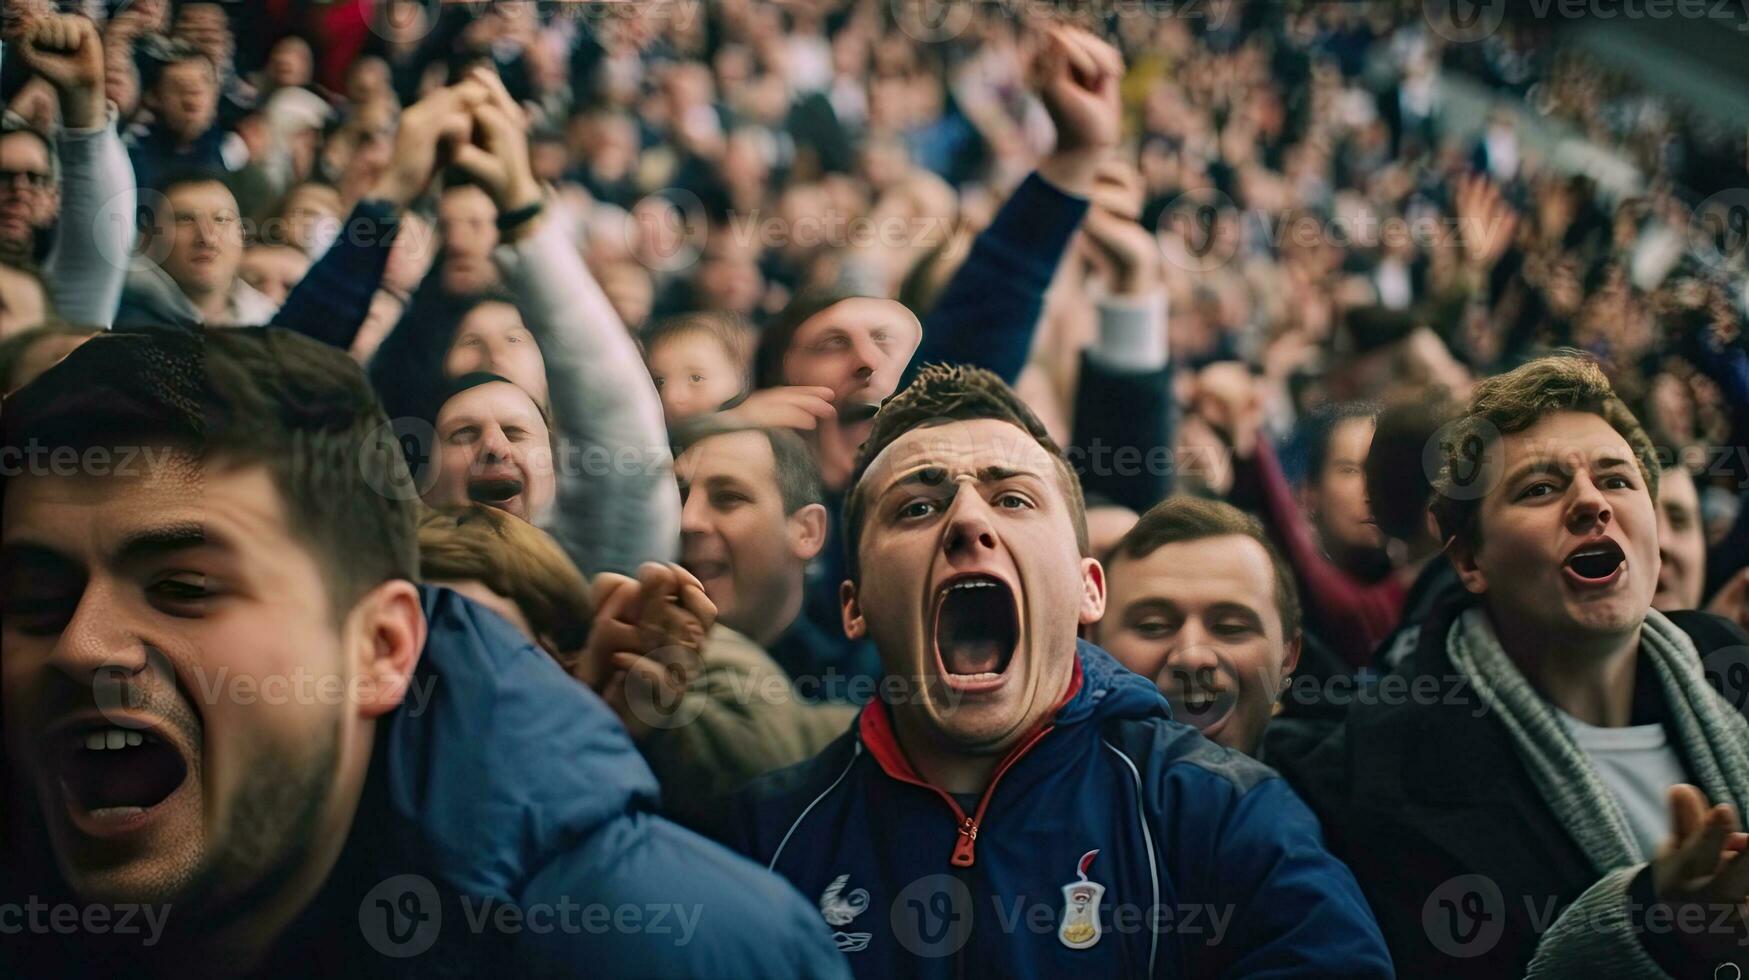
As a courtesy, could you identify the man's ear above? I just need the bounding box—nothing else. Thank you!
[346,580,426,719]
[1078,557,1107,626]
[1446,534,1488,595]
[788,503,828,562]
[840,579,866,640]
[1282,632,1303,680]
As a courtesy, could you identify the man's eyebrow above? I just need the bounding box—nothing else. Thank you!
[1207,602,1266,623]
[1593,454,1637,472]
[978,465,1041,483]
[116,523,209,564]
[1121,596,1180,617]
[884,466,950,495]
[702,473,752,492]
[1503,458,1567,486]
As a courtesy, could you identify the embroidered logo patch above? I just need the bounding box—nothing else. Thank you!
[819,874,872,952]
[1058,849,1104,950]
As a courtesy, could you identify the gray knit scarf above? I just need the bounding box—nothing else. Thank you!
[1447,607,1749,871]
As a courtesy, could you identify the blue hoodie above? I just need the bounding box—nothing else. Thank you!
[711,642,1393,980]
[4,586,850,978]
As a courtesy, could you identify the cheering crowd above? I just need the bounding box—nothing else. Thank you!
[3,1,1749,977]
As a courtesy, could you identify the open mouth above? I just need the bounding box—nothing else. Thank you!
[1160,668,1239,735]
[52,723,190,830]
[1564,538,1626,585]
[683,557,729,583]
[932,574,1019,692]
[467,477,524,506]
[838,402,880,424]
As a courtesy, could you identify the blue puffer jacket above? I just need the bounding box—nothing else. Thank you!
[327,586,852,978]
[711,642,1394,980]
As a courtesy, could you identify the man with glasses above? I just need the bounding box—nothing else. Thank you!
[0,12,136,326]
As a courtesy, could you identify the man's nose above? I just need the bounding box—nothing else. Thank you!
[478,426,513,463]
[943,489,998,557]
[1161,627,1223,689]
[679,490,712,535]
[1566,472,1613,535]
[849,335,879,381]
[48,581,152,687]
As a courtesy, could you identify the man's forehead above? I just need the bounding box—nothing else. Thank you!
[1498,411,1635,469]
[679,430,774,482]
[1,457,287,554]
[0,132,49,169]
[441,384,540,423]
[1113,535,1276,602]
[864,418,1052,485]
[796,297,921,339]
[168,183,237,211]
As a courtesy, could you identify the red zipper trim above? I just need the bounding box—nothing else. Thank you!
[857,659,1084,867]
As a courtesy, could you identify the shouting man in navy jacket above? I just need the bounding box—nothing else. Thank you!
[713,364,1393,979]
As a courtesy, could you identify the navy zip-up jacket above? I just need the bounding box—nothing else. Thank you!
[712,642,1394,979]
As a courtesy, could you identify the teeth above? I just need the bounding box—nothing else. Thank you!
[80,727,149,751]
[947,579,999,592]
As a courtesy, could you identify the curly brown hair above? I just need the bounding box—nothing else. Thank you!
[842,363,1088,581]
[1430,352,1659,549]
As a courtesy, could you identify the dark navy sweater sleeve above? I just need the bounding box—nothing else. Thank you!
[907,172,1088,385]
[271,199,399,351]
[1071,352,1174,513]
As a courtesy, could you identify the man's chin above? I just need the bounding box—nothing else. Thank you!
[46,799,206,908]
[922,685,1033,753]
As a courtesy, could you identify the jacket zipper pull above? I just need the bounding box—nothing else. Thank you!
[951,817,978,867]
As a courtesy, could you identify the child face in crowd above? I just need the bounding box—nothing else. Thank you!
[647,329,744,424]
[1099,534,1300,756]
[426,381,556,523]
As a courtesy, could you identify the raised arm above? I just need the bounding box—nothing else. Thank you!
[1070,166,1173,512]
[17,14,134,327]
[269,86,476,349]
[458,71,677,573]
[907,23,1120,385]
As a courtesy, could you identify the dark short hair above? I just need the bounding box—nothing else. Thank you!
[1365,397,1458,543]
[844,363,1088,582]
[671,418,823,515]
[142,169,237,221]
[2,328,419,617]
[1303,401,1379,484]
[1109,496,1301,638]
[1431,352,1658,548]
[143,39,217,92]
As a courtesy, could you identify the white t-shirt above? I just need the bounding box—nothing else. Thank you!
[1556,708,1689,860]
